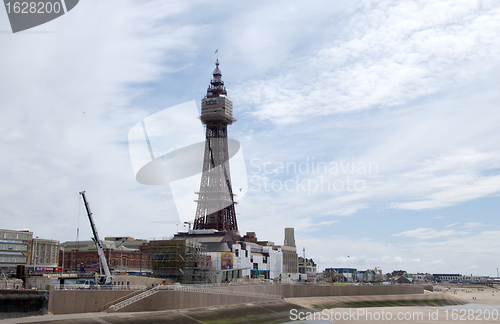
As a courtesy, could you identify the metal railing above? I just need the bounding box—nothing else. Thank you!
[107,284,282,313]
[158,284,283,299]
[99,286,148,312]
[108,286,161,312]
[54,284,148,290]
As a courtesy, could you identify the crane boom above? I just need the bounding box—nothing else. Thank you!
[79,191,112,284]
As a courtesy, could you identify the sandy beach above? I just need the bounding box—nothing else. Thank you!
[287,285,500,323]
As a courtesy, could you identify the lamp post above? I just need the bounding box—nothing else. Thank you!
[33,237,39,273]
[60,247,64,271]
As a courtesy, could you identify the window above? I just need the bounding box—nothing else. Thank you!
[235,249,239,257]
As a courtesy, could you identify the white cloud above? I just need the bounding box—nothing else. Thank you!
[317,220,340,226]
[229,0,500,215]
[389,149,500,210]
[233,0,500,124]
[322,204,368,217]
[463,222,483,228]
[0,0,202,241]
[393,227,468,240]
[393,230,500,275]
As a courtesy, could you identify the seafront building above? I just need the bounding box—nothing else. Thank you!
[433,274,489,284]
[0,229,33,271]
[59,237,151,273]
[298,257,317,275]
[32,239,60,268]
[1,229,62,274]
[149,228,299,283]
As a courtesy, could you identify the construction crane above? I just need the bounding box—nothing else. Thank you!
[79,191,113,285]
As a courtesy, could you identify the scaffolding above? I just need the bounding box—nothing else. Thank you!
[150,239,213,284]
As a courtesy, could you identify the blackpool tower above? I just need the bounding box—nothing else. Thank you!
[193,60,238,233]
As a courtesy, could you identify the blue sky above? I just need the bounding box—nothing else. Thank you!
[1,0,499,275]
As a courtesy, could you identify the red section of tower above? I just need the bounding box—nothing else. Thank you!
[193,60,238,233]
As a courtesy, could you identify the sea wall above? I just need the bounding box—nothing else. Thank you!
[0,289,49,319]
[48,284,423,314]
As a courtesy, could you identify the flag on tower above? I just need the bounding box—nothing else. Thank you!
[215,49,218,54]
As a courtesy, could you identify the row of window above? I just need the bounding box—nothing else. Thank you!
[109,259,147,267]
[34,244,57,253]
[0,243,28,251]
[234,249,249,258]
[0,255,27,263]
[0,232,30,240]
[71,258,147,267]
[112,281,130,286]
[249,256,268,264]
[35,255,56,264]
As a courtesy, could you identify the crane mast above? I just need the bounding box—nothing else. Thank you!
[79,191,112,284]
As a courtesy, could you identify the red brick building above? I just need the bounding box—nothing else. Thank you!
[59,237,151,273]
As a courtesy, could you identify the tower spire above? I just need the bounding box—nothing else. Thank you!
[206,59,227,98]
[193,60,238,234]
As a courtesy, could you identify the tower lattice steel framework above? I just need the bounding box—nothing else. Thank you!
[193,60,238,233]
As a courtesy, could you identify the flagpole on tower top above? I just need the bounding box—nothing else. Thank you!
[215,48,218,60]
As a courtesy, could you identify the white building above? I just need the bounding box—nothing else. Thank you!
[173,229,299,283]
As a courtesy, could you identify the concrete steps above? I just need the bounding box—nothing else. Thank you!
[108,286,160,312]
[99,287,148,312]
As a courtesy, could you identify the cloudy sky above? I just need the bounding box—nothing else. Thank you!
[1,0,499,276]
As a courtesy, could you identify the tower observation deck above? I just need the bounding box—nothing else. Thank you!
[193,60,238,234]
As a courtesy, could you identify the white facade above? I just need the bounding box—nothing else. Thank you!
[205,242,296,282]
[247,244,283,280]
[232,243,251,277]
[207,243,252,282]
